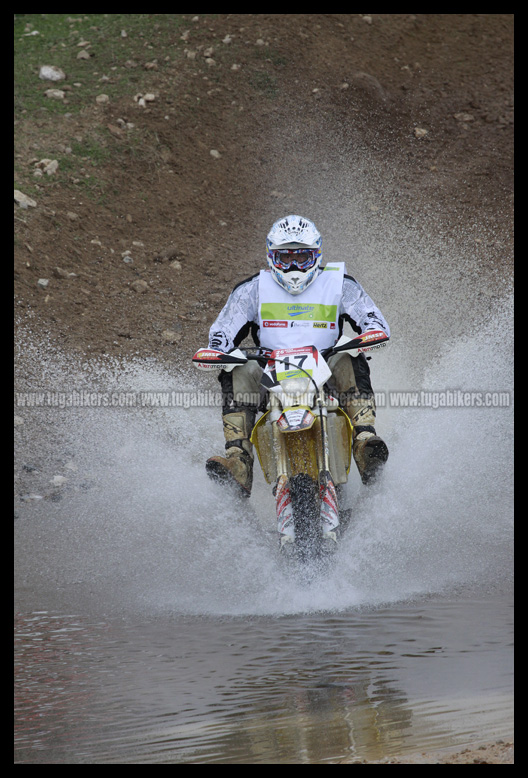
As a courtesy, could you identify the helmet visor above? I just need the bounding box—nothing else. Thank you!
[272,249,317,271]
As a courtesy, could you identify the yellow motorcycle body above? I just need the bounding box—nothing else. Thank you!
[251,406,353,486]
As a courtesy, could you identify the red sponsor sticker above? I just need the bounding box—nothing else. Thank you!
[194,349,223,360]
[272,345,315,357]
[360,329,386,343]
[263,320,288,328]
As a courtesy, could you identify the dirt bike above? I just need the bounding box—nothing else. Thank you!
[192,330,389,564]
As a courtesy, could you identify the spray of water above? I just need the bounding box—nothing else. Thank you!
[14,133,513,618]
[14,303,513,618]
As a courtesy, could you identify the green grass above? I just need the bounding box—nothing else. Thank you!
[14,14,288,204]
[249,69,279,99]
[69,134,111,165]
[14,14,186,115]
[14,14,190,201]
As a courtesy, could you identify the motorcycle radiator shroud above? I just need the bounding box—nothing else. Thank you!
[251,408,353,485]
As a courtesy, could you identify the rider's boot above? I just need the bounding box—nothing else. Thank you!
[345,396,389,485]
[352,427,389,484]
[206,408,255,498]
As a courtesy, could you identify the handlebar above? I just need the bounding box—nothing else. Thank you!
[239,331,389,361]
[192,331,389,371]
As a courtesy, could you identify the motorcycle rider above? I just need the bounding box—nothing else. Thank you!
[205,214,390,497]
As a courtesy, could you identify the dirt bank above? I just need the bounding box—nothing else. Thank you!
[14,14,513,362]
[341,739,514,764]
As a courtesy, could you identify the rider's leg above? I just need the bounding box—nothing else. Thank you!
[327,351,389,484]
[205,361,262,496]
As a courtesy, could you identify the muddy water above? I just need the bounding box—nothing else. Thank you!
[14,594,512,764]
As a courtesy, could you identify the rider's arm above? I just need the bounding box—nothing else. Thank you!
[208,273,260,352]
[339,275,390,338]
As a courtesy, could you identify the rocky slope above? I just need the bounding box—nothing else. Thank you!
[15,14,513,360]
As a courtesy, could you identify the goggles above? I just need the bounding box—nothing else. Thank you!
[271,249,318,271]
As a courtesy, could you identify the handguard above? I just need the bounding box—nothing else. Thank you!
[192,347,248,372]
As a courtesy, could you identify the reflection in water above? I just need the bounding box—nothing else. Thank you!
[14,599,513,764]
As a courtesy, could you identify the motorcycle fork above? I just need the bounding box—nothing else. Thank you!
[316,401,340,535]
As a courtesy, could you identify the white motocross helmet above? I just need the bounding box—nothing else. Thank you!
[266,215,323,295]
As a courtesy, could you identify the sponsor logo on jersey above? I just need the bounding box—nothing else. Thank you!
[286,304,316,318]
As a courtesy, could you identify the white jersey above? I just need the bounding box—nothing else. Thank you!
[208,263,390,353]
[258,263,344,351]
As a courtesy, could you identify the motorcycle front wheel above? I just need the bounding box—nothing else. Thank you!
[289,473,324,563]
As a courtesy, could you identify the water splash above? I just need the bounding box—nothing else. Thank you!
[14,290,513,618]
